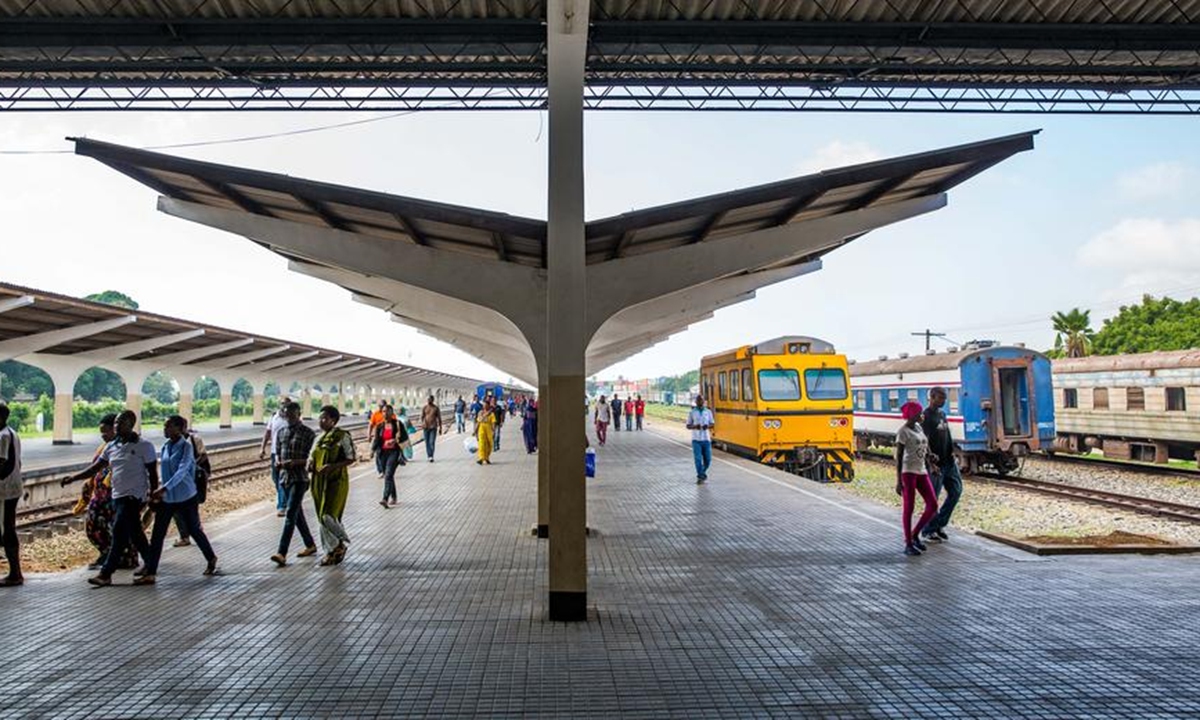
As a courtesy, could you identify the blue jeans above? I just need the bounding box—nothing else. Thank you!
[424,428,437,459]
[927,460,963,533]
[613,413,621,431]
[625,414,632,431]
[493,426,501,451]
[692,440,712,479]
[277,481,315,555]
[145,498,215,574]
[101,496,151,576]
[455,412,465,433]
[270,454,285,511]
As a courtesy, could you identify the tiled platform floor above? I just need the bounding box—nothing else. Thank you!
[3,421,1199,718]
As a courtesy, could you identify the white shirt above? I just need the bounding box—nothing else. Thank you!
[895,423,929,475]
[594,402,612,424]
[102,436,158,501]
[269,412,288,455]
[687,407,715,442]
[0,426,22,502]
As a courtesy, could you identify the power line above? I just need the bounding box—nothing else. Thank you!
[910,329,947,352]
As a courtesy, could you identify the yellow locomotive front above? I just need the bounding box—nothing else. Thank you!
[700,336,854,482]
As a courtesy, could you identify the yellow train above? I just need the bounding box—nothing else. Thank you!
[700,336,854,482]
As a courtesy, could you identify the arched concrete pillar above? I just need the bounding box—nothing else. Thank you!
[171,368,203,425]
[209,373,239,429]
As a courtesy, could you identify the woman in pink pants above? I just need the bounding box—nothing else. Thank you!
[895,401,939,556]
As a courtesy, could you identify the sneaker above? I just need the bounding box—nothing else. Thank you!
[132,574,156,586]
[276,510,286,517]
[920,528,939,542]
[935,530,949,541]
[297,546,318,558]
[428,458,434,463]
[204,557,219,576]
[88,555,105,570]
[133,567,148,577]
[87,574,113,587]
[696,475,706,484]
[380,500,390,508]
[270,553,287,567]
[0,576,24,587]
[173,537,192,547]
[904,544,922,557]
[912,538,928,552]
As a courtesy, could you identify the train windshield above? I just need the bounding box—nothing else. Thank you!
[758,369,801,401]
[804,369,848,400]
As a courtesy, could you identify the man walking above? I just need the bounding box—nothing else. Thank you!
[368,399,387,477]
[422,395,443,462]
[611,394,623,432]
[259,397,291,517]
[454,395,467,434]
[271,401,319,566]
[593,394,611,446]
[624,397,634,431]
[65,410,159,587]
[139,415,219,584]
[635,395,646,431]
[921,387,961,542]
[686,395,715,484]
[0,404,24,587]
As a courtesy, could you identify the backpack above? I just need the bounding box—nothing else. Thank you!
[189,435,212,504]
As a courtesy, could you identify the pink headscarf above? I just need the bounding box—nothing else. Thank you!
[901,401,923,421]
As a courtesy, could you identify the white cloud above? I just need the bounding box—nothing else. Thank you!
[1115,161,1192,201]
[1078,217,1200,300]
[797,140,882,174]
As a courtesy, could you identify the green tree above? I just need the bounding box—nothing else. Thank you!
[1092,295,1200,355]
[142,371,178,403]
[83,290,138,309]
[0,360,53,402]
[1051,308,1094,358]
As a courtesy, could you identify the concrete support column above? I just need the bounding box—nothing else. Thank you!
[173,369,202,425]
[300,387,313,419]
[52,392,75,445]
[545,0,591,622]
[252,392,266,425]
[218,392,234,428]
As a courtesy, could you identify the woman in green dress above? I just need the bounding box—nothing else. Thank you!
[308,405,357,566]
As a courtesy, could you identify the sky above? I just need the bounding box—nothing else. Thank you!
[1,109,1198,385]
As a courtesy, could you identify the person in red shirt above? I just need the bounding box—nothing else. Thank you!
[623,398,634,431]
[634,395,646,430]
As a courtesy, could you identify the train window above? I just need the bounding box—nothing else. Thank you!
[730,372,740,401]
[1063,388,1078,409]
[718,371,728,402]
[758,369,801,401]
[1166,387,1187,412]
[805,368,848,400]
[1093,388,1109,410]
[742,369,754,402]
[856,391,867,410]
[874,390,883,411]
[948,388,960,414]
[887,389,899,411]
[1126,387,1145,411]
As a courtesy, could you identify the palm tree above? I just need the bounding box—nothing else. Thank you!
[1052,308,1094,358]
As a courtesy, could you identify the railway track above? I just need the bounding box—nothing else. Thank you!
[857,451,1200,526]
[971,472,1200,525]
[1038,452,1200,481]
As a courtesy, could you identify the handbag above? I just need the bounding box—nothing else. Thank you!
[585,448,596,478]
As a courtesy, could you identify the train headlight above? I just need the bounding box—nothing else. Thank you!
[829,417,849,428]
[762,419,782,429]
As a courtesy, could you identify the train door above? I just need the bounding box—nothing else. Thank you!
[991,359,1035,448]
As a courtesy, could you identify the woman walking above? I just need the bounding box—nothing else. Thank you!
[476,397,497,465]
[373,405,407,508]
[895,401,938,557]
[309,406,356,565]
[521,399,539,454]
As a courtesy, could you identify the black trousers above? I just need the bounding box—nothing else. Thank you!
[0,497,19,579]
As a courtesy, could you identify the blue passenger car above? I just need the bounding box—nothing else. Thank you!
[476,383,505,402]
[850,344,1056,473]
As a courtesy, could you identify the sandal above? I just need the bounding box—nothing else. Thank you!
[204,557,219,576]
[319,555,336,566]
[333,544,347,565]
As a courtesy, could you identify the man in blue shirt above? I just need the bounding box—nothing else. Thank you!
[454,395,467,434]
[137,415,219,584]
[686,395,716,484]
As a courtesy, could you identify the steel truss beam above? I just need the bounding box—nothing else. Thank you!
[2,84,1198,113]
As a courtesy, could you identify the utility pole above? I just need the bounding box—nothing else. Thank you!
[912,329,947,352]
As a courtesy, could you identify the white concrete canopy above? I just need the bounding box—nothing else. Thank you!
[76,59,1036,619]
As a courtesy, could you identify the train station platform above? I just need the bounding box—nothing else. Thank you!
[3,421,1199,718]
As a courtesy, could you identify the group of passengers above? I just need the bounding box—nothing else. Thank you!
[591,394,646,446]
[468,392,538,465]
[894,386,963,556]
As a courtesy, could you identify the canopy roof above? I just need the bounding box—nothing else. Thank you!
[74,131,1037,270]
[0,281,480,386]
[4,2,1198,112]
